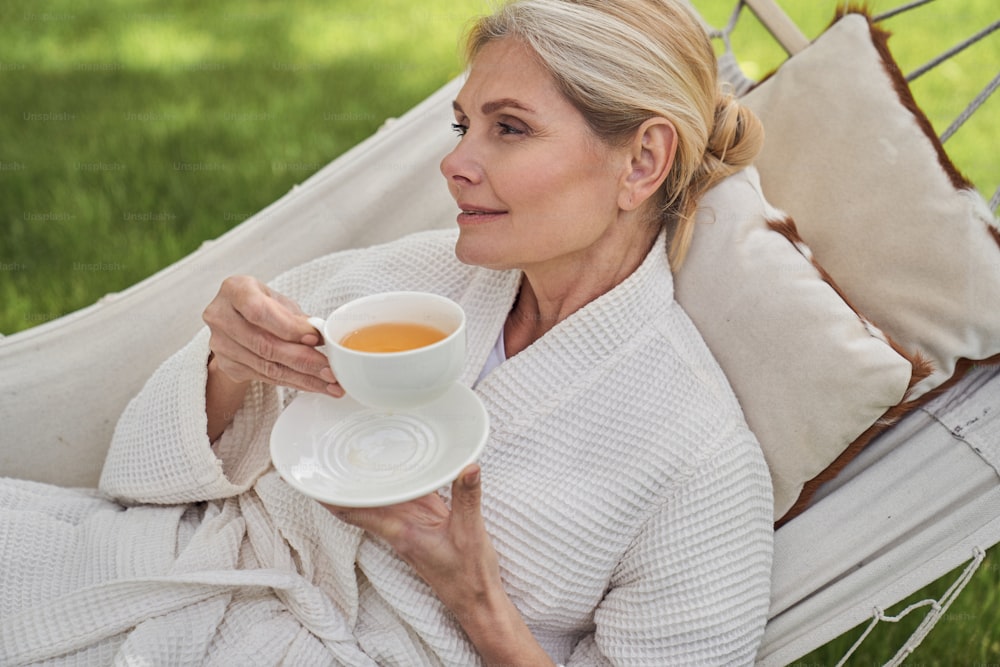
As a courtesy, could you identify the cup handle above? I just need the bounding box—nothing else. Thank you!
[307,316,326,346]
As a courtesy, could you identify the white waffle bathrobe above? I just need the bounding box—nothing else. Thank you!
[0,229,773,666]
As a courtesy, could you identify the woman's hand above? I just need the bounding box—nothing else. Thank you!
[325,464,555,666]
[327,464,501,615]
[203,275,341,395]
[202,275,342,441]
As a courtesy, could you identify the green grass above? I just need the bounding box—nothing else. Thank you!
[0,0,491,333]
[1,0,998,663]
[2,0,997,335]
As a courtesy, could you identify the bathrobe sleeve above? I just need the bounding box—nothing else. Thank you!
[99,248,367,505]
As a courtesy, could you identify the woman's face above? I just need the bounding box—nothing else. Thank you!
[440,38,632,272]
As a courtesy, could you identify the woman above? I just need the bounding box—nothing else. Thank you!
[1,0,772,664]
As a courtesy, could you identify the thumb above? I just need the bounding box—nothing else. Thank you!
[451,463,483,525]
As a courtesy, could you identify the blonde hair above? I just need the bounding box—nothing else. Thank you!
[465,0,763,268]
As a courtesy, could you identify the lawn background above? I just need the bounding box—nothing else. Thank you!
[1,0,997,663]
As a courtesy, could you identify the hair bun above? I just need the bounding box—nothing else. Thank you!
[706,93,764,167]
[669,94,764,268]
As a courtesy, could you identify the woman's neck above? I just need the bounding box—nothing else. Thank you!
[503,224,660,358]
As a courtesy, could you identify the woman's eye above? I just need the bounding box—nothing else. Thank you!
[497,122,523,136]
[450,120,525,138]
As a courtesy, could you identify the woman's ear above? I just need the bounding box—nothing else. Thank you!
[619,118,677,212]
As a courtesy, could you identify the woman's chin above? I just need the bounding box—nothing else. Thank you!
[454,235,513,270]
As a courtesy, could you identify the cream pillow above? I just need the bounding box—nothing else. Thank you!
[743,13,1000,399]
[674,167,918,519]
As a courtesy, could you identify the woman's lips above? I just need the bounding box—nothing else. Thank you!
[456,205,507,226]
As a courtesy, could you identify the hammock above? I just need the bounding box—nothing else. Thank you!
[1,1,997,664]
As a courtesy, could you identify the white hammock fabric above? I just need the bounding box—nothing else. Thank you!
[1,2,998,664]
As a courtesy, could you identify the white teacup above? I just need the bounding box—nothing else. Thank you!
[308,292,466,410]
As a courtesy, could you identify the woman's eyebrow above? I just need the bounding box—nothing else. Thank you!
[452,98,536,116]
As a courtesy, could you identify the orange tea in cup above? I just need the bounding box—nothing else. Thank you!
[339,322,448,353]
[310,292,466,409]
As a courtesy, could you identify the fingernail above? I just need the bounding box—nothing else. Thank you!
[327,383,345,398]
[464,467,480,487]
[319,367,336,383]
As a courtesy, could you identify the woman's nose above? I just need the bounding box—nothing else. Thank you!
[440,137,481,186]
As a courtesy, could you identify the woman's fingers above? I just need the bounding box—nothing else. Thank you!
[208,276,309,342]
[203,275,341,394]
[211,330,340,395]
[236,280,315,342]
[449,464,483,534]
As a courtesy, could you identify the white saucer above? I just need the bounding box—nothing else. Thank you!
[270,383,489,507]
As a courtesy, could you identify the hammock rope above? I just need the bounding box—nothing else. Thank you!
[940,71,1000,144]
[709,2,756,95]
[872,0,937,24]
[905,19,1000,82]
[833,547,987,667]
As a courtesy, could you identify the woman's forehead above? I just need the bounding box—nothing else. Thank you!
[457,39,563,114]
